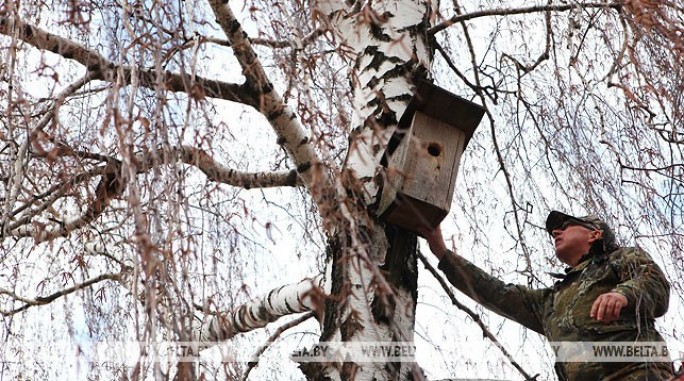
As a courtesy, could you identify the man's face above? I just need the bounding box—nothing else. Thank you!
[551,221,602,266]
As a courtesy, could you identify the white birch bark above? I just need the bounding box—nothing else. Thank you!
[207,1,334,218]
[322,0,434,203]
[193,274,327,349]
[307,1,434,380]
[86,237,330,351]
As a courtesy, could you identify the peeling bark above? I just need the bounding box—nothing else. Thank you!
[325,0,434,205]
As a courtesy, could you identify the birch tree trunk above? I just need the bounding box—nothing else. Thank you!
[303,1,434,380]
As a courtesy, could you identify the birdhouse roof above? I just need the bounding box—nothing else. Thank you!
[398,80,485,134]
[382,80,485,167]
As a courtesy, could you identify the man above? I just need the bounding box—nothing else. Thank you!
[420,211,673,381]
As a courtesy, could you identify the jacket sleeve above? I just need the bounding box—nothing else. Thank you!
[438,250,549,334]
[610,247,670,318]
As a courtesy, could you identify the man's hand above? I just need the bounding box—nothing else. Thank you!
[417,226,448,261]
[590,292,628,322]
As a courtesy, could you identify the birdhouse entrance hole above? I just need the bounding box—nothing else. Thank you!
[427,143,441,157]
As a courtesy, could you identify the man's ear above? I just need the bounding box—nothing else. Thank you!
[589,230,604,243]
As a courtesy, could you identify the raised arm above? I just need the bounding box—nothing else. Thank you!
[420,226,549,334]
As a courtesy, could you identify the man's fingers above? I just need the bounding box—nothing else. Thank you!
[610,301,624,321]
[591,292,628,322]
[603,299,618,321]
[596,298,607,321]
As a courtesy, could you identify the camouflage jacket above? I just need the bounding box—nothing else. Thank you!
[438,247,673,381]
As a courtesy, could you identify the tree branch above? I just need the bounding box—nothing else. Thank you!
[207,1,335,220]
[193,274,325,349]
[7,160,124,242]
[6,144,304,242]
[429,2,621,36]
[137,146,304,189]
[0,273,121,316]
[0,17,258,106]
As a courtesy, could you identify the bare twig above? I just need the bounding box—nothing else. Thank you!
[7,144,304,241]
[197,26,328,50]
[418,252,536,381]
[0,273,121,316]
[242,312,315,381]
[430,2,622,35]
[0,72,94,238]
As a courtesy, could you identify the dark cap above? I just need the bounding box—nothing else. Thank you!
[546,211,618,252]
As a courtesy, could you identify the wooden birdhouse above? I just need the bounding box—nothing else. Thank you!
[378,80,485,232]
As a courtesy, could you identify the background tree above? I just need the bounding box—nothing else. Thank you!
[1,1,682,380]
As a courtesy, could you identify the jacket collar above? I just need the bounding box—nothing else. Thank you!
[549,251,604,280]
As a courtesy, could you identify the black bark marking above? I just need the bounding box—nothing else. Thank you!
[320,238,344,342]
[256,304,268,321]
[262,82,274,93]
[267,106,285,121]
[381,224,418,303]
[23,24,33,38]
[375,110,398,127]
[370,293,396,325]
[228,19,240,35]
[286,169,298,186]
[284,298,295,314]
[372,143,382,156]
[297,162,311,173]
[86,63,101,73]
[276,136,286,146]
[369,22,391,42]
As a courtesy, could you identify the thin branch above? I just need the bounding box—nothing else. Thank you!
[450,1,537,280]
[619,162,684,173]
[417,252,537,381]
[429,2,622,36]
[199,26,328,50]
[7,145,303,241]
[500,1,552,75]
[138,146,304,189]
[0,73,93,238]
[435,42,500,102]
[0,273,121,316]
[7,165,113,229]
[7,161,124,241]
[242,312,315,381]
